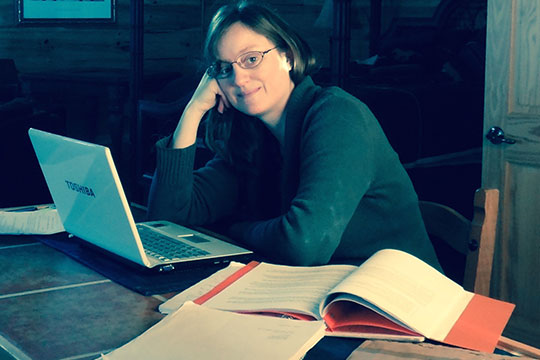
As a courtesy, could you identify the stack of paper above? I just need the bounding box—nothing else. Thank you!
[99,301,325,360]
[0,204,64,235]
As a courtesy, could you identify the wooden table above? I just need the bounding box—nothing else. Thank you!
[0,234,165,360]
[0,233,364,360]
[2,233,537,360]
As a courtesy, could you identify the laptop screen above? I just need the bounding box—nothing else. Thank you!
[28,128,151,266]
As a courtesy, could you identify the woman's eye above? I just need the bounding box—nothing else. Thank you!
[219,66,232,76]
[240,54,259,67]
[246,56,258,64]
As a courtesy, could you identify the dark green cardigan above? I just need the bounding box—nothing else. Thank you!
[147,76,441,270]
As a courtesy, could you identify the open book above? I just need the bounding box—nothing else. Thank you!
[193,249,515,353]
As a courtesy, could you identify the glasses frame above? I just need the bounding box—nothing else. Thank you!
[207,47,278,79]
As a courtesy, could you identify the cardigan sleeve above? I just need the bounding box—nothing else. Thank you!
[147,136,240,225]
[234,92,383,265]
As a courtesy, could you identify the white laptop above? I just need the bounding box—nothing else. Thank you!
[28,128,252,272]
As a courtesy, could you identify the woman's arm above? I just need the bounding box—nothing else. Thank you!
[147,141,240,225]
[170,72,230,149]
[147,72,237,224]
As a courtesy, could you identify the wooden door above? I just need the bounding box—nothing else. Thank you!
[483,0,540,347]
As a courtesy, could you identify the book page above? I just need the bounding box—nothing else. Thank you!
[321,249,473,340]
[202,262,357,319]
[158,261,245,314]
[99,301,326,360]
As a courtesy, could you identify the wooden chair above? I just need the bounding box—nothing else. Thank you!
[419,188,498,295]
[420,188,540,358]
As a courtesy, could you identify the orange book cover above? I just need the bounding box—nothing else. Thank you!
[443,293,515,352]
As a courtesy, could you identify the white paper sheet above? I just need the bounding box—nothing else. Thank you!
[99,301,326,360]
[159,261,245,314]
[0,204,65,235]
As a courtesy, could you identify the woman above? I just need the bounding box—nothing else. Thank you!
[147,1,441,269]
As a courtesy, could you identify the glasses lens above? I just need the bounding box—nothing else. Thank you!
[238,52,263,69]
[208,62,232,78]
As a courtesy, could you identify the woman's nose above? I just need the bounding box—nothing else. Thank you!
[230,64,249,86]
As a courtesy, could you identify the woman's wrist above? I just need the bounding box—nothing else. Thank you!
[170,103,206,149]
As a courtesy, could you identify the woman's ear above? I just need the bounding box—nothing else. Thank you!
[279,52,292,71]
[286,50,293,71]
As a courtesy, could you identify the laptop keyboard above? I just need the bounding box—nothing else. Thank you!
[137,225,209,262]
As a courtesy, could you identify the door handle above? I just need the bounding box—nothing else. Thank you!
[486,126,516,145]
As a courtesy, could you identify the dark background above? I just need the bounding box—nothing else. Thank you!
[1,0,484,219]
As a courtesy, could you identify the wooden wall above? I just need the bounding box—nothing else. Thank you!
[0,0,440,177]
[0,0,441,77]
[1,0,441,189]
[1,0,129,74]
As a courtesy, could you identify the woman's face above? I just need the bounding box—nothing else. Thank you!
[215,22,295,125]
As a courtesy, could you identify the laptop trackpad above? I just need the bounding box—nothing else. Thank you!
[179,234,210,243]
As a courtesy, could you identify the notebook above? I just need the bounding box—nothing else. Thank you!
[28,128,253,272]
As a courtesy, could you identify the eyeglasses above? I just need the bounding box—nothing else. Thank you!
[207,47,277,79]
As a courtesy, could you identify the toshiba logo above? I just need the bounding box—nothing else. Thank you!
[65,180,96,197]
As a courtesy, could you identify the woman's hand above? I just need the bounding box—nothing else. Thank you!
[188,72,230,116]
[171,72,230,149]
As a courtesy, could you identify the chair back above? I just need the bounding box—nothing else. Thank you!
[419,188,499,296]
[421,189,540,357]
[464,188,499,296]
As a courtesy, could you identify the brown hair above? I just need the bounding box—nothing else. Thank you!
[204,1,316,84]
[203,1,317,166]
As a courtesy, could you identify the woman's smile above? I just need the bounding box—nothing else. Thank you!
[238,87,261,100]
